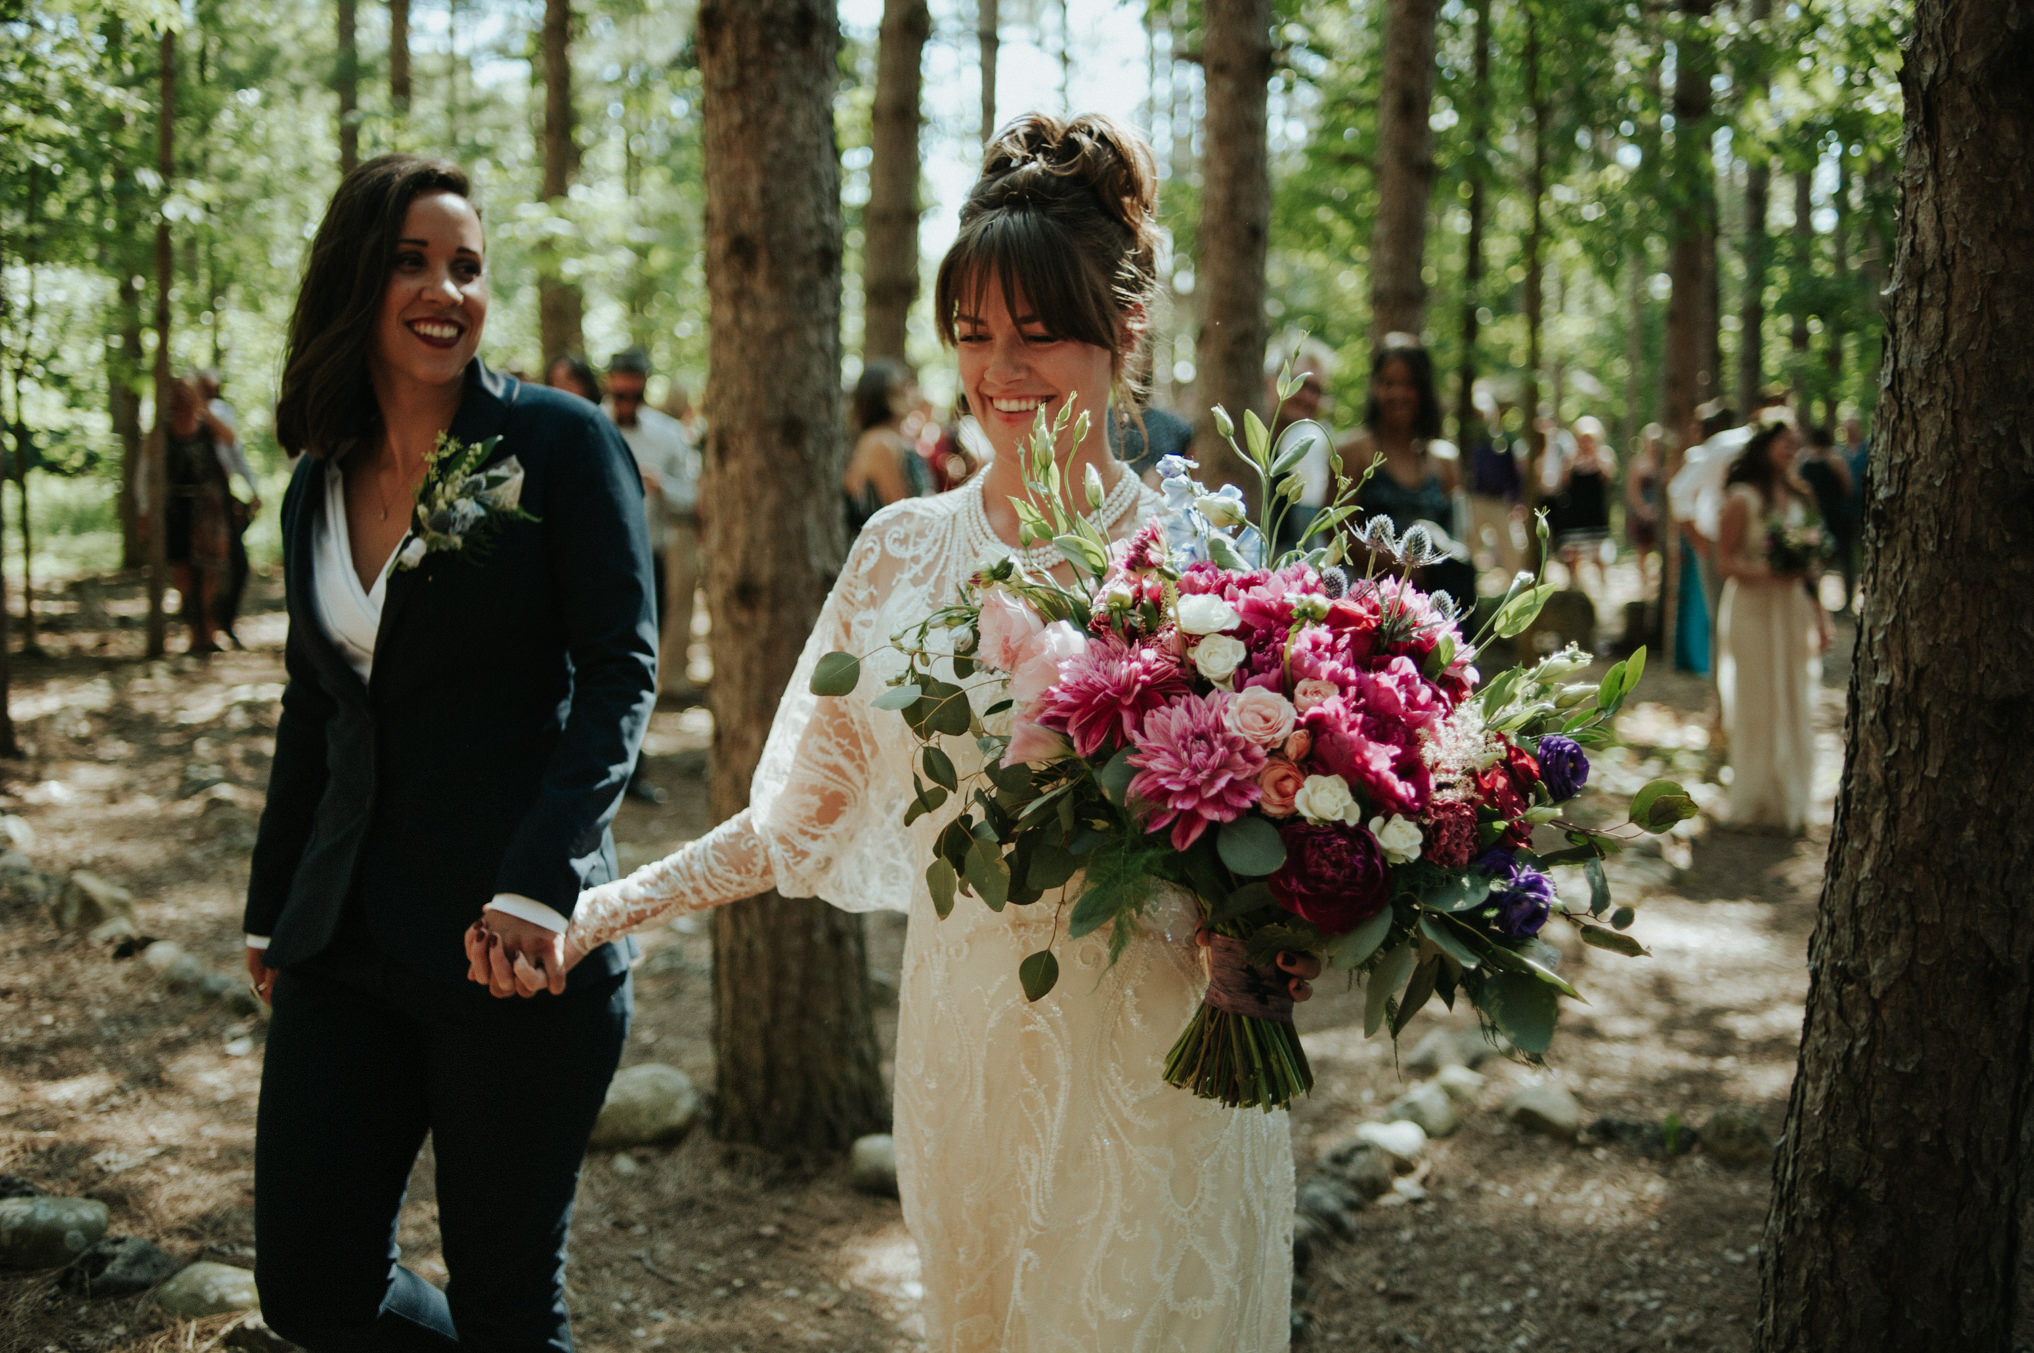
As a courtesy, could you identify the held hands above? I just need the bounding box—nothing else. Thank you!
[1196,929,1322,1003]
[464,911,585,998]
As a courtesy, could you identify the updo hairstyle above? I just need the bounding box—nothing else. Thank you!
[933,113,1162,407]
[275,154,476,459]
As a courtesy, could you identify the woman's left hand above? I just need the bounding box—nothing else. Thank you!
[465,912,573,998]
[1196,929,1323,1002]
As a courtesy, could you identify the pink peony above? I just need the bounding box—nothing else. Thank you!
[1008,620,1089,707]
[1227,685,1297,747]
[1302,695,1433,817]
[1126,692,1268,850]
[1257,756,1306,817]
[1032,634,1190,758]
[1268,823,1390,935]
[976,588,1045,672]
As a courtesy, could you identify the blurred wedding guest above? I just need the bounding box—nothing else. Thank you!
[145,377,235,655]
[1714,419,1828,833]
[1549,414,1615,592]
[198,368,260,647]
[1796,424,1855,613]
[1336,335,1474,608]
[844,360,931,534]
[1108,401,1193,481]
[607,347,701,728]
[1262,334,1336,556]
[1464,383,1525,574]
[1666,399,1748,673]
[661,381,703,445]
[1624,423,1665,592]
[544,353,602,404]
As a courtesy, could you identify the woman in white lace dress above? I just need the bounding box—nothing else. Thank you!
[475,114,1300,1351]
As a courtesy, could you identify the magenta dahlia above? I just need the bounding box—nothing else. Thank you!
[1126,692,1268,851]
[1031,634,1190,758]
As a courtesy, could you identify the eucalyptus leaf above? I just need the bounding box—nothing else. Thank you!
[926,859,957,919]
[1391,956,1441,1036]
[1584,857,1610,915]
[1018,948,1060,1001]
[922,745,958,791]
[809,651,861,697]
[1630,778,1700,832]
[1207,881,1276,926]
[872,683,924,711]
[1025,841,1079,891]
[1097,747,1138,808]
[1483,969,1559,1056]
[1419,913,1484,970]
[1328,904,1395,968]
[1067,883,1119,939]
[1578,925,1649,957]
[965,839,1009,910]
[1364,943,1416,1037]
[1217,815,1287,877]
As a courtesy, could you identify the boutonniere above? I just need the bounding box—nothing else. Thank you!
[396,432,537,571]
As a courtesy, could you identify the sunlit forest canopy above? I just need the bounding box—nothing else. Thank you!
[1,0,1902,573]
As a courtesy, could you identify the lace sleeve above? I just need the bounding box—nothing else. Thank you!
[565,508,934,953]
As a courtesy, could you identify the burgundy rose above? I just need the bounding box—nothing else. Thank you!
[1421,799,1479,868]
[1268,823,1390,936]
[1474,765,1535,848]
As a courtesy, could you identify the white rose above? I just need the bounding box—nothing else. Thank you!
[1192,634,1247,685]
[1294,774,1362,826]
[1367,813,1423,865]
[1175,593,1241,635]
[396,538,429,570]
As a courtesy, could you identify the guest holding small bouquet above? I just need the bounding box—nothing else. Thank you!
[243,154,658,1351]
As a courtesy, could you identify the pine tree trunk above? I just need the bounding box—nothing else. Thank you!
[1736,0,1771,412]
[1752,0,2034,1345]
[1370,0,1439,348]
[863,0,929,366]
[697,0,887,1157]
[1452,0,1489,443]
[978,0,998,146]
[103,17,145,569]
[390,0,411,121]
[1659,0,1714,670]
[1195,0,1271,502]
[1790,167,1811,404]
[336,0,359,174]
[147,27,175,658]
[539,0,583,364]
[1822,153,1848,427]
[1520,12,1545,506]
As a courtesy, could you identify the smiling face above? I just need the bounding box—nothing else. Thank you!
[370,190,486,394]
[954,279,1116,464]
[1371,357,1421,434]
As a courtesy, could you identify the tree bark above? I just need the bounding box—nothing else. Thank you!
[1194,0,1271,502]
[978,0,998,146]
[1790,166,1812,405]
[1520,10,1546,515]
[1452,0,1489,444]
[147,27,174,659]
[336,0,359,175]
[103,17,145,570]
[1660,0,1715,670]
[697,0,887,1157]
[1737,0,1772,414]
[1752,0,2034,1346]
[390,0,411,120]
[539,0,584,364]
[863,0,929,366]
[1822,151,1848,427]
[1370,0,1440,348]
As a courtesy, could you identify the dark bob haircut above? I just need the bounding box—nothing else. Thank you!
[275,154,475,459]
[852,361,907,434]
[933,113,1160,401]
[1363,341,1445,442]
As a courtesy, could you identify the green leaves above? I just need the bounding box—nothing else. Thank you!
[809,651,860,697]
[921,745,957,791]
[926,859,957,919]
[1629,778,1699,832]
[1492,583,1558,639]
[902,677,973,739]
[1216,815,1287,877]
[1482,969,1559,1056]
[964,835,1009,910]
[1327,905,1395,969]
[871,683,922,711]
[1364,942,1416,1037]
[1578,925,1649,957]
[1019,948,1060,1001]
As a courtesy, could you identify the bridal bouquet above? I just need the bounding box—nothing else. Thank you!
[1765,513,1830,578]
[811,376,1692,1111]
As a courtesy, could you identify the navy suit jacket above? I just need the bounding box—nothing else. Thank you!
[245,360,657,986]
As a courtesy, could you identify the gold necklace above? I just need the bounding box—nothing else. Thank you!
[374,447,423,522]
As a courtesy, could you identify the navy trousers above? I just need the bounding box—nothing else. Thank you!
[254,924,629,1353]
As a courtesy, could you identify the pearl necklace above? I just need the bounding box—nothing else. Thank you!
[963,463,1144,574]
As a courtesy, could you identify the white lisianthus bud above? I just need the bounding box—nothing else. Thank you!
[1175,592,1242,635]
[1294,774,1362,826]
[1084,462,1106,510]
[1212,406,1235,439]
[1194,493,1248,529]
[1534,645,1591,682]
[1367,813,1424,865]
[1191,634,1247,685]
[1554,682,1598,709]
[1100,580,1137,611]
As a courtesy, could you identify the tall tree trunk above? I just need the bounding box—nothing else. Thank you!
[1520,10,1546,513]
[1660,0,1715,668]
[147,27,175,658]
[1737,0,1772,414]
[539,0,584,364]
[1194,0,1271,502]
[978,0,998,145]
[1624,250,1646,452]
[1370,0,1440,348]
[697,0,887,1157]
[1790,166,1812,406]
[1453,0,1489,444]
[0,264,15,752]
[1822,151,1849,427]
[1752,0,2034,1345]
[336,0,359,174]
[863,0,929,366]
[390,0,411,124]
[102,17,145,569]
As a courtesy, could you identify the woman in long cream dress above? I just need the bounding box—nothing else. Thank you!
[480,114,1298,1352]
[1714,421,1827,832]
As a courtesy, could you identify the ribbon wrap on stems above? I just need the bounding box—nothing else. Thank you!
[1201,934,1296,1022]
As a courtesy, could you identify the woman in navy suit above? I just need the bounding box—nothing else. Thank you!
[243,154,658,1352]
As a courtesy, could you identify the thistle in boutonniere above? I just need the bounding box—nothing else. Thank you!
[396,432,536,570]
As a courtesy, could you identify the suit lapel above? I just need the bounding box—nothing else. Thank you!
[370,359,520,691]
[287,457,372,704]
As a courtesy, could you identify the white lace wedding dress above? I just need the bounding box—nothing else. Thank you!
[567,482,1295,1352]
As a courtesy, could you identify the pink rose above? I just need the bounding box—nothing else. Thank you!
[977,588,1045,672]
[1227,685,1297,747]
[1009,621,1089,707]
[1284,729,1313,761]
[1257,756,1306,817]
[1294,678,1340,713]
[1002,711,1073,767]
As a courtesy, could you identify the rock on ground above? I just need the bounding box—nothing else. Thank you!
[60,1235,182,1297]
[1700,1106,1774,1165]
[849,1134,898,1198]
[1436,1063,1487,1106]
[1341,1120,1427,1171]
[1385,1080,1462,1138]
[588,1063,700,1150]
[1503,1083,1583,1140]
[52,871,136,933]
[0,1195,110,1269]
[155,1261,261,1317]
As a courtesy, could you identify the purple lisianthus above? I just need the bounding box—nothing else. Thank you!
[1473,849,1557,939]
[1536,734,1590,802]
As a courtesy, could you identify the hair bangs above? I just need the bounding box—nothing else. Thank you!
[936,208,1119,357]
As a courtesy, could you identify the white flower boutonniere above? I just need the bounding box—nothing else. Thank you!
[397,432,537,571]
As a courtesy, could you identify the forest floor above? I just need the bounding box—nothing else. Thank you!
[0,563,1849,1353]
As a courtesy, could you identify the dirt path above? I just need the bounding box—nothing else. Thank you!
[0,573,1846,1352]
